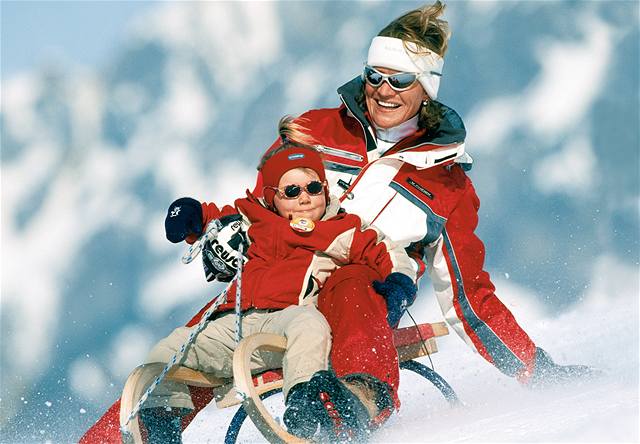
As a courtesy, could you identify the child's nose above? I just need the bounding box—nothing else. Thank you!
[298,190,312,203]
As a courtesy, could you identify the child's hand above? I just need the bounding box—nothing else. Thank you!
[202,214,247,282]
[372,273,417,329]
[165,197,204,243]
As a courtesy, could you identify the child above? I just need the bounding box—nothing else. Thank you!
[143,118,417,443]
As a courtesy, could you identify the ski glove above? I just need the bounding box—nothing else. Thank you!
[372,272,417,329]
[165,197,203,243]
[202,214,247,283]
[526,347,603,389]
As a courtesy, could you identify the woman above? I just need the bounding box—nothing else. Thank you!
[253,0,594,436]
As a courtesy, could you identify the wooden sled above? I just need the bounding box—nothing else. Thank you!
[120,322,458,444]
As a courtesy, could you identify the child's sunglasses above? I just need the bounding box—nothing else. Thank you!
[362,65,421,92]
[268,180,327,199]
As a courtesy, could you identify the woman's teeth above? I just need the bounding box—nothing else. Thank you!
[377,100,400,109]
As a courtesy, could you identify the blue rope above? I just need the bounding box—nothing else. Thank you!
[234,248,244,344]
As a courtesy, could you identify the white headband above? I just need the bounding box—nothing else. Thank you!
[366,36,444,99]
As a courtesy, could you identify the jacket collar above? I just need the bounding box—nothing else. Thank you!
[374,114,419,144]
[337,77,378,151]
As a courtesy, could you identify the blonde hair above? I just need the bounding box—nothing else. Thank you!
[378,1,450,58]
[277,115,316,146]
[258,115,319,170]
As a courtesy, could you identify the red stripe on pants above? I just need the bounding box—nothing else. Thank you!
[317,265,400,406]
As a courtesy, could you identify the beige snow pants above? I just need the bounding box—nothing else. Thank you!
[143,305,331,411]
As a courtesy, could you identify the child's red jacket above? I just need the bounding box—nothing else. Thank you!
[195,192,416,315]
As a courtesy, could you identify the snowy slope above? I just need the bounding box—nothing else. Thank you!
[1,1,638,442]
[184,257,639,442]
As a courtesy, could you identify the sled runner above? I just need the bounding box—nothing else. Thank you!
[119,321,458,444]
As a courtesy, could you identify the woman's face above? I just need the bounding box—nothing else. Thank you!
[364,66,428,129]
[273,168,326,221]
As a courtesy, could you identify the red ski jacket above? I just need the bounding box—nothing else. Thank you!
[254,77,539,380]
[197,192,415,314]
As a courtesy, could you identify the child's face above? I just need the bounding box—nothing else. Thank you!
[273,168,327,221]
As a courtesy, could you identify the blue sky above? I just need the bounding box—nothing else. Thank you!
[1,0,158,78]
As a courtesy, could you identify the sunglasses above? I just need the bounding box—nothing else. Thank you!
[268,180,326,199]
[362,65,422,92]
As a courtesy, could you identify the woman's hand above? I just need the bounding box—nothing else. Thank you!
[164,197,203,243]
[372,272,417,328]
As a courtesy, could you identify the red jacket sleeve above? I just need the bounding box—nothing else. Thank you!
[438,179,538,377]
[346,219,417,283]
[184,201,239,244]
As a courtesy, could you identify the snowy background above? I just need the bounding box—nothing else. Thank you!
[1,1,638,443]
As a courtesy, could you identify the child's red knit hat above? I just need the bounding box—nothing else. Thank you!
[260,146,327,206]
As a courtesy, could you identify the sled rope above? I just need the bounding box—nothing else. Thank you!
[120,219,245,432]
[406,309,435,370]
[234,247,244,344]
[180,219,224,265]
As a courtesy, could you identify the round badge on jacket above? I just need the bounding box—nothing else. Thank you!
[290,217,315,233]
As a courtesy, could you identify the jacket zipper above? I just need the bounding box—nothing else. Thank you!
[314,144,364,162]
[337,158,383,203]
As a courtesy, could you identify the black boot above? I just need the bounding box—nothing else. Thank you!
[283,382,324,439]
[307,370,372,442]
[528,348,602,388]
[139,407,188,444]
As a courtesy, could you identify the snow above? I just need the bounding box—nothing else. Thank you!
[68,357,108,401]
[182,254,639,443]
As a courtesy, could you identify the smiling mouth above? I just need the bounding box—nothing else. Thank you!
[376,100,401,109]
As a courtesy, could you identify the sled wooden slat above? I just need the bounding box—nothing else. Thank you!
[232,333,304,444]
[168,323,449,391]
[120,363,166,444]
[167,367,229,388]
[120,322,450,444]
[162,323,450,408]
[393,321,449,347]
[397,337,438,361]
[209,322,451,409]
[394,321,447,362]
